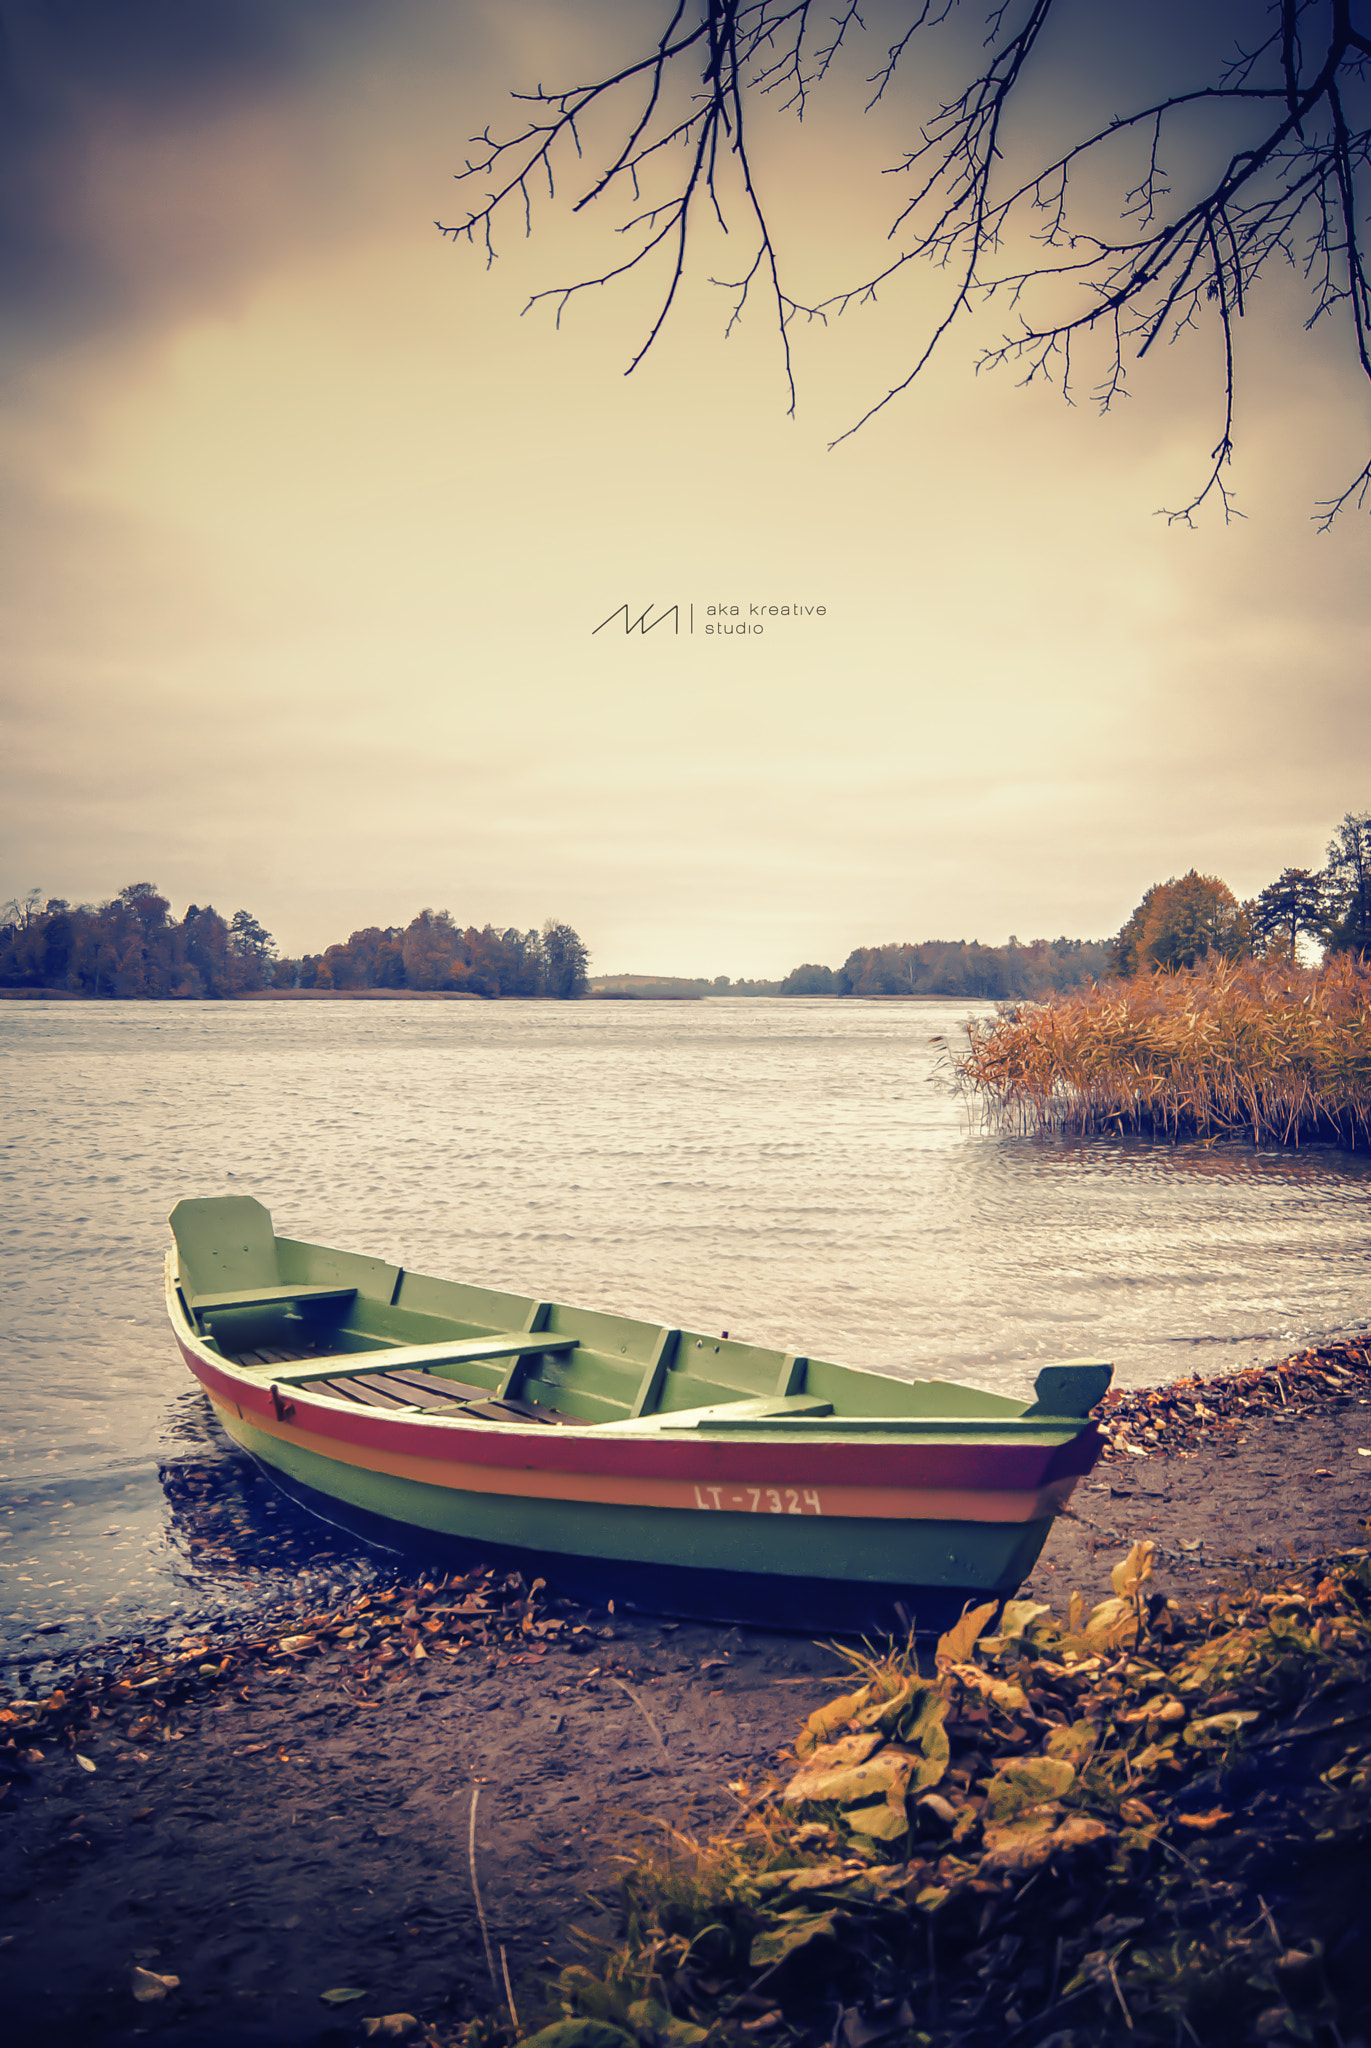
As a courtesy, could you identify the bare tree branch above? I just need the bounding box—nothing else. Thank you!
[445,2,1371,520]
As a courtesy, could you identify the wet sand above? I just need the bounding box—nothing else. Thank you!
[3,1345,1368,2047]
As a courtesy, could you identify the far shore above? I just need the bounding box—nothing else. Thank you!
[0,986,980,1003]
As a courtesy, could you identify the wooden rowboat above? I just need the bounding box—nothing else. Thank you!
[165,1197,1111,1633]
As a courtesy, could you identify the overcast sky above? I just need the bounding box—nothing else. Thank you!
[3,0,1368,978]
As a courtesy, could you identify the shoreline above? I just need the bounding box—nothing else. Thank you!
[2,1342,1369,2045]
[0,988,985,1003]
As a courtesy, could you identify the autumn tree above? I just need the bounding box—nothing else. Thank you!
[1113,871,1251,975]
[448,2,1371,522]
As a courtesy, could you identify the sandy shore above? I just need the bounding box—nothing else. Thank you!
[2,1345,1368,2047]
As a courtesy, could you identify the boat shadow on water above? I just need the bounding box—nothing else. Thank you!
[157,1397,397,1607]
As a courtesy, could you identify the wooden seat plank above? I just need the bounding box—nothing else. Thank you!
[260,1332,579,1388]
[194,1284,358,1314]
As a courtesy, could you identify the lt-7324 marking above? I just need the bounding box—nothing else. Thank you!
[692,1484,822,1513]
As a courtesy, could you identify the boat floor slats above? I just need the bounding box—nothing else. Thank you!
[231,1353,568,1425]
[314,1376,412,1408]
[260,1333,580,1388]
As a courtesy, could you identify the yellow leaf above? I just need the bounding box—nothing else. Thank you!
[995,1599,1052,1641]
[846,1800,910,1841]
[853,1674,932,1734]
[784,1747,914,1810]
[935,1601,998,1666]
[1044,1721,1098,1766]
[795,1687,872,1757]
[981,1811,1110,1874]
[945,1663,1029,1714]
[983,1757,1076,1820]
[1110,1540,1156,1601]
[781,1732,882,1799]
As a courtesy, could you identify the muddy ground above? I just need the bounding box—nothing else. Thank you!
[3,1350,1369,2048]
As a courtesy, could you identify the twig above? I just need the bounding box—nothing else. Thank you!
[1108,1951,1134,2029]
[612,1675,672,1767]
[500,1944,520,2032]
[468,1784,501,2003]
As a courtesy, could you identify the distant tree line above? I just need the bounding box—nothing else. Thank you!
[0,883,276,998]
[777,813,1371,1001]
[297,911,589,999]
[0,886,591,1000]
[778,937,1110,1000]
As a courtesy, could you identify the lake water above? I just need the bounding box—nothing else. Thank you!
[3,997,1369,1669]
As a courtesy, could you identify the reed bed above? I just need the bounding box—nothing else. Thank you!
[955,954,1371,1147]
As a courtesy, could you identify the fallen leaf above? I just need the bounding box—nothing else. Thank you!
[935,1601,998,1665]
[795,1687,873,1756]
[1044,1722,1097,1767]
[130,1966,180,2002]
[783,1746,916,1814]
[360,2017,420,2041]
[994,1599,1052,1641]
[749,1909,840,1968]
[519,2023,637,2048]
[783,1732,882,1789]
[1174,1807,1231,1832]
[75,1754,96,1773]
[983,1756,1076,1820]
[320,1985,369,2006]
[981,1811,1110,1873]
[752,1863,866,1894]
[626,1997,710,2045]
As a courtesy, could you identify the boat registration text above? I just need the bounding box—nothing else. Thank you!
[693,1484,822,1514]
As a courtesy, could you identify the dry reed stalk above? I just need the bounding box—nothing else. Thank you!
[955,955,1371,1147]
